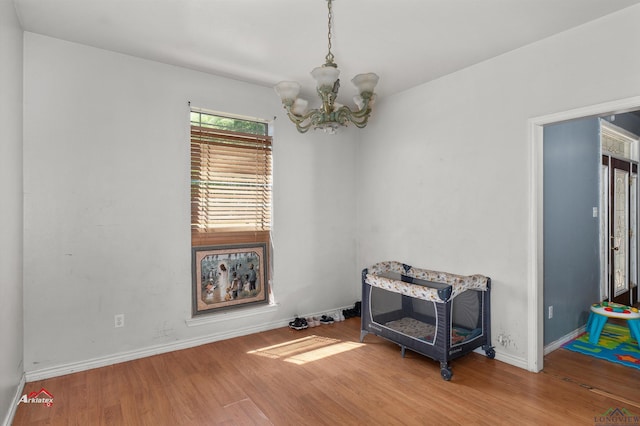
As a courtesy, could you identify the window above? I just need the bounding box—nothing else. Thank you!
[190,109,272,248]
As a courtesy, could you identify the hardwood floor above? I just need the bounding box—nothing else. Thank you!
[12,318,640,425]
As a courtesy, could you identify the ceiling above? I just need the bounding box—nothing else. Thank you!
[13,0,640,105]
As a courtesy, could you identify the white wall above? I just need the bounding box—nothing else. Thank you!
[19,0,640,384]
[356,5,640,367]
[23,33,359,375]
[0,0,24,422]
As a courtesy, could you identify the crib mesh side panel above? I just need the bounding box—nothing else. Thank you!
[451,289,481,330]
[411,297,437,320]
[370,286,438,344]
[370,286,402,324]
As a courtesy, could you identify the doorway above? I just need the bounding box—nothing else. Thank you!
[600,121,639,305]
[528,96,640,373]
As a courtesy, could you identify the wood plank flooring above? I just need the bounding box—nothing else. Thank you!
[12,318,640,425]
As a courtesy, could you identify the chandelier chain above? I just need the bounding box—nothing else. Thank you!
[325,0,335,65]
[273,0,378,133]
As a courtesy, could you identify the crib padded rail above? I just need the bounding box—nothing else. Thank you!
[365,261,489,303]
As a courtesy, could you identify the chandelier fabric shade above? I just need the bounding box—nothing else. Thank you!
[274,0,379,134]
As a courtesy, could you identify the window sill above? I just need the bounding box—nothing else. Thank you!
[185,302,280,327]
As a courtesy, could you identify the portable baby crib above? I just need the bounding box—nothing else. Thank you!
[360,261,494,380]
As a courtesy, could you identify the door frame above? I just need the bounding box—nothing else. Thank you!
[527,96,640,373]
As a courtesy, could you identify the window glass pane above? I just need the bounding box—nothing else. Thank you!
[191,111,267,136]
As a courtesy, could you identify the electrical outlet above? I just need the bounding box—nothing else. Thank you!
[114,314,125,328]
[548,306,553,319]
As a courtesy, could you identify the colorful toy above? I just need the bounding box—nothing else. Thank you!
[587,302,640,349]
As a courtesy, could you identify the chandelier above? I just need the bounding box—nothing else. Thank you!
[274,0,379,134]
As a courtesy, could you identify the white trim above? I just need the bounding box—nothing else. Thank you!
[601,119,640,157]
[528,95,640,373]
[543,326,586,355]
[600,162,610,302]
[25,304,353,382]
[495,352,528,370]
[186,302,280,327]
[527,120,544,372]
[473,347,528,370]
[189,104,271,125]
[2,373,25,426]
[25,318,290,382]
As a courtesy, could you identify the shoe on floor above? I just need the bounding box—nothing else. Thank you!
[289,317,308,330]
[319,315,334,325]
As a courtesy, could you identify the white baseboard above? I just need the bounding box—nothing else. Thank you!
[494,351,528,370]
[473,347,528,370]
[24,305,353,382]
[2,373,25,426]
[25,317,290,382]
[543,326,586,355]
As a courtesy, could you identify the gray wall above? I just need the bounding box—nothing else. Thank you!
[603,112,640,136]
[543,112,639,347]
[543,117,600,345]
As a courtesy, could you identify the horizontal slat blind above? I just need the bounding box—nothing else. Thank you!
[191,124,272,246]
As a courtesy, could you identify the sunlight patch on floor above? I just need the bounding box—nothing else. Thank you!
[247,335,364,365]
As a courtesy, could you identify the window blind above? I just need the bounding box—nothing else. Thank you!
[191,124,272,247]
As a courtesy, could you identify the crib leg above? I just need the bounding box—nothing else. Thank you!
[359,330,368,343]
[440,362,452,381]
[401,345,406,358]
[483,345,496,359]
